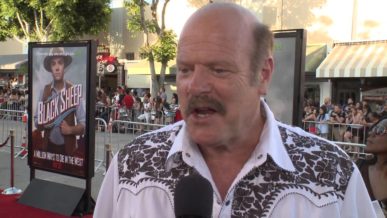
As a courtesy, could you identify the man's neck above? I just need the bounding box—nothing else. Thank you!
[53,80,65,91]
[199,108,266,200]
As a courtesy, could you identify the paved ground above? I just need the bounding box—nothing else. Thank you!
[0,128,139,201]
[0,116,164,203]
[1,148,106,200]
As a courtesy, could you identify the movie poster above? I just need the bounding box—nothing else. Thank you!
[29,44,93,178]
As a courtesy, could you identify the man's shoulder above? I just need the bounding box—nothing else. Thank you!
[231,122,357,217]
[117,121,184,172]
[115,121,191,192]
[122,122,180,147]
[277,122,352,164]
[276,122,355,190]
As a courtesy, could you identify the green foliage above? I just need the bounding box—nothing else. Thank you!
[125,0,176,62]
[125,0,176,95]
[0,0,111,42]
[126,1,157,34]
[153,30,177,63]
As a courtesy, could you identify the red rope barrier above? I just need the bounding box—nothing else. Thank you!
[0,136,10,148]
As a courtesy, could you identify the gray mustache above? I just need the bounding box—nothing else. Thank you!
[185,95,226,117]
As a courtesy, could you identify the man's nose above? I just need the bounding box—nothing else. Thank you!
[187,65,212,95]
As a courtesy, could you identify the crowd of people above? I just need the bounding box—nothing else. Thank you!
[0,82,28,112]
[303,97,387,144]
[95,85,182,132]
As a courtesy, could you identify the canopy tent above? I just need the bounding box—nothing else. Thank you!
[0,54,28,71]
[316,40,387,78]
[305,44,327,73]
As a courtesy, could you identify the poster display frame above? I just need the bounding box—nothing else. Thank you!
[27,41,96,179]
[266,29,306,127]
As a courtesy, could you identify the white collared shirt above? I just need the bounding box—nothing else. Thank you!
[94,101,376,218]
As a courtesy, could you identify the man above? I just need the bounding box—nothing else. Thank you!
[159,86,168,102]
[94,3,376,217]
[33,47,85,156]
[120,88,134,120]
[343,97,354,115]
[330,104,346,141]
[381,100,387,117]
[323,96,333,113]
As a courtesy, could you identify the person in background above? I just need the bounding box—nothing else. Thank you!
[343,107,363,143]
[137,93,151,133]
[380,100,387,117]
[303,105,317,134]
[169,93,179,112]
[330,105,346,141]
[358,116,387,217]
[0,89,5,104]
[159,86,167,103]
[323,96,333,113]
[316,105,329,139]
[94,3,376,218]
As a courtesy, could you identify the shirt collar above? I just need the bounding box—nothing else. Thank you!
[166,99,296,173]
[50,81,67,92]
[254,99,296,172]
[166,122,194,171]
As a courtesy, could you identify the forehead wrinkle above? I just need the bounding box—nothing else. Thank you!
[178,38,251,66]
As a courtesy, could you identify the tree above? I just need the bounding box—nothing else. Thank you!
[125,0,177,97]
[0,0,111,43]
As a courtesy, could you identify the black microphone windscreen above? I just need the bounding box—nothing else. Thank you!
[174,174,213,218]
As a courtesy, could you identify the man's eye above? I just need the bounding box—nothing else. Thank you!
[178,68,190,74]
[214,69,226,74]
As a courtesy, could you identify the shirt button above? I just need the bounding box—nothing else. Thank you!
[185,153,191,158]
[225,200,231,206]
[217,200,221,205]
[257,154,263,159]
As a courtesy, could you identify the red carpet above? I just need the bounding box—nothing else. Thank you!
[0,190,93,218]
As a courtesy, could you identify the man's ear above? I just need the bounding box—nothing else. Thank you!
[258,56,274,96]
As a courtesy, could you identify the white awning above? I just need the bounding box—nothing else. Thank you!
[127,74,151,88]
[316,40,387,78]
[0,54,28,70]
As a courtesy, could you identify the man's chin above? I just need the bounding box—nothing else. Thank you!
[188,128,215,141]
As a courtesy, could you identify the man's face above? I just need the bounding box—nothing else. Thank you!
[50,57,65,82]
[176,13,272,147]
[334,106,341,113]
[143,95,149,103]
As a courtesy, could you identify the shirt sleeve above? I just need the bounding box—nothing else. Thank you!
[94,154,119,218]
[340,165,377,218]
[76,99,86,125]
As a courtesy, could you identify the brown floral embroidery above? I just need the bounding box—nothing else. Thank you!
[118,125,193,195]
[117,123,354,218]
[231,126,354,217]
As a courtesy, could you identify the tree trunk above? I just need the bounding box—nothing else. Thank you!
[148,53,159,97]
[159,62,168,90]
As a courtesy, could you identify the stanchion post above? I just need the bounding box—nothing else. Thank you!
[2,129,23,195]
[105,144,112,171]
[10,129,14,187]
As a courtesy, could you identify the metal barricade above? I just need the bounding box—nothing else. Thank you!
[95,118,108,173]
[109,120,165,155]
[0,109,25,156]
[302,120,371,161]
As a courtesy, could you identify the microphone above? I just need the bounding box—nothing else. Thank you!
[174,174,213,218]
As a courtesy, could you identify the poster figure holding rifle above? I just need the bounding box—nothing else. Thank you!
[32,46,86,175]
